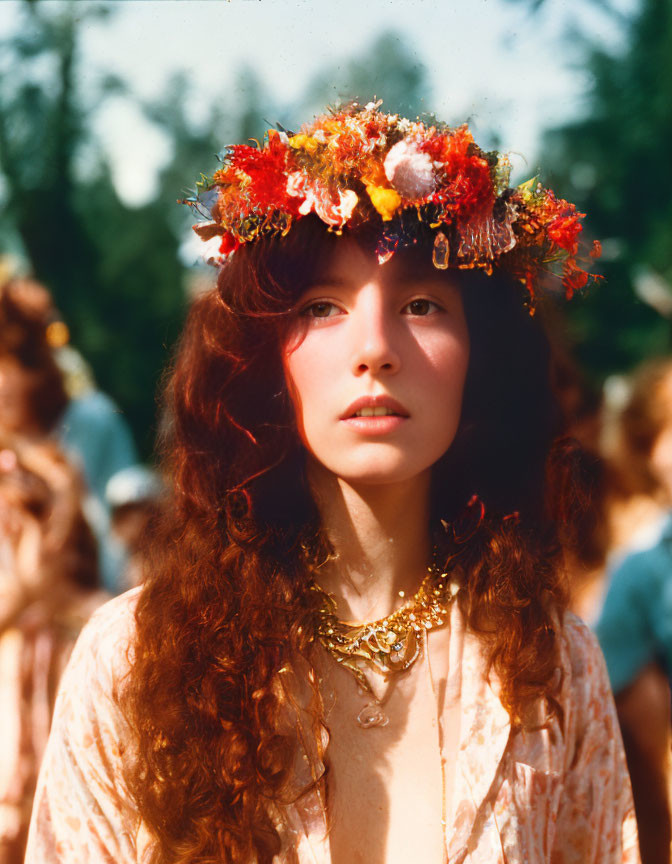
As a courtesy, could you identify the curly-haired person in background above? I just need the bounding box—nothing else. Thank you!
[0,435,104,864]
[597,357,672,864]
[0,274,139,592]
[25,103,639,864]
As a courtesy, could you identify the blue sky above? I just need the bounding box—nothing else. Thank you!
[1,0,634,206]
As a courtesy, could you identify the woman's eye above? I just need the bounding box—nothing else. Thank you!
[300,301,341,319]
[403,299,441,316]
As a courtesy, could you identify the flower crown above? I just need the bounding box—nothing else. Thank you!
[182,101,600,303]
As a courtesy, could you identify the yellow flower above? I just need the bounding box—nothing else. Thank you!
[365,184,401,221]
[289,134,320,154]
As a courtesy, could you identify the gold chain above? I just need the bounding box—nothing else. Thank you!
[311,564,459,727]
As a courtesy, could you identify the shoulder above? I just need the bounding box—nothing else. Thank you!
[24,589,144,863]
[614,541,670,584]
[544,612,640,861]
[56,587,141,716]
[69,586,140,660]
[556,610,612,702]
[558,610,606,677]
[63,390,122,422]
[60,391,135,448]
[554,611,622,761]
[606,521,672,600]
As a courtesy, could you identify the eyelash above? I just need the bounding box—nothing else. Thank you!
[299,298,443,319]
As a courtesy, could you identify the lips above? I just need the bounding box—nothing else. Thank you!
[340,394,410,420]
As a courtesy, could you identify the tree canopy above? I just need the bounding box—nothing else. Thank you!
[512,0,672,379]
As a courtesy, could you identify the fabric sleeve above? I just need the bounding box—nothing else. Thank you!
[596,549,662,694]
[24,592,142,864]
[551,617,640,864]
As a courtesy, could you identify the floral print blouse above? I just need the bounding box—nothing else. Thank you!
[25,588,640,863]
[0,590,106,864]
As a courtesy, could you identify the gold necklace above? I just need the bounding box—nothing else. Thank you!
[312,564,459,728]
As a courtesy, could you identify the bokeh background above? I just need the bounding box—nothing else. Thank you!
[0,0,670,458]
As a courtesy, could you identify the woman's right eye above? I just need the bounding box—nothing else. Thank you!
[300,301,341,319]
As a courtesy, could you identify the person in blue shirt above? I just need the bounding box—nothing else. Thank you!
[597,517,672,692]
[597,357,672,864]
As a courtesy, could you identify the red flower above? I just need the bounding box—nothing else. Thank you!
[422,126,494,218]
[228,133,301,215]
[219,232,240,256]
[547,214,583,256]
[562,261,589,299]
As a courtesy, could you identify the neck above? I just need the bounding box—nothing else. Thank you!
[307,457,433,623]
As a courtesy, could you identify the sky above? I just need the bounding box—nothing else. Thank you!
[1,0,634,207]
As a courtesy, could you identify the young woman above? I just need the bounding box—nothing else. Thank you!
[25,103,638,863]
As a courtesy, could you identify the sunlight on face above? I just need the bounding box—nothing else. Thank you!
[282,240,470,487]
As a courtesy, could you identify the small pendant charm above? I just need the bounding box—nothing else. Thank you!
[357,702,389,729]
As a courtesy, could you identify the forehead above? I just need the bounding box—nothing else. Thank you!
[310,237,457,292]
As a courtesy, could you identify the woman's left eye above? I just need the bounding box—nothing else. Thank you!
[403,299,442,316]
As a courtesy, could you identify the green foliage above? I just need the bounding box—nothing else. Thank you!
[0,3,436,457]
[520,0,672,380]
[0,1,186,457]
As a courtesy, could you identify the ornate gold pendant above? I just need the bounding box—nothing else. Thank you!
[313,566,459,728]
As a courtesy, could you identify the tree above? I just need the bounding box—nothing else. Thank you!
[508,0,672,379]
[0,0,187,456]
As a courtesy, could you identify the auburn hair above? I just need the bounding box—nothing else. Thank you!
[121,216,572,863]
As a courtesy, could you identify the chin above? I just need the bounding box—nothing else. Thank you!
[333,460,433,487]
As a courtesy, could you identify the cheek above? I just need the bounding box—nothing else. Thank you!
[282,324,340,412]
[285,346,327,398]
[281,344,324,450]
[420,345,470,460]
[421,333,470,414]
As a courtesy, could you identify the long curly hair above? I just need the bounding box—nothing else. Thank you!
[121,216,572,863]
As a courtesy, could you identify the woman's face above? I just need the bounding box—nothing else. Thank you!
[282,240,470,486]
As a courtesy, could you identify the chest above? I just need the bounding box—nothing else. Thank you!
[318,631,458,864]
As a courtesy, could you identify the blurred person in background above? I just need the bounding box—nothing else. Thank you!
[0,434,104,864]
[105,464,162,590]
[600,365,672,565]
[597,357,672,864]
[0,276,67,443]
[0,274,139,591]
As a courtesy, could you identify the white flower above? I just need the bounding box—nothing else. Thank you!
[384,139,435,200]
[286,171,306,199]
[331,188,358,223]
[287,172,358,227]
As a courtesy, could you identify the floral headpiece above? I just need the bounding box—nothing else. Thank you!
[182,101,600,303]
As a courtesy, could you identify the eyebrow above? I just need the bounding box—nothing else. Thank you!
[305,276,349,288]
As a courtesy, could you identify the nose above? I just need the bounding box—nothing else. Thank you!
[349,282,401,377]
